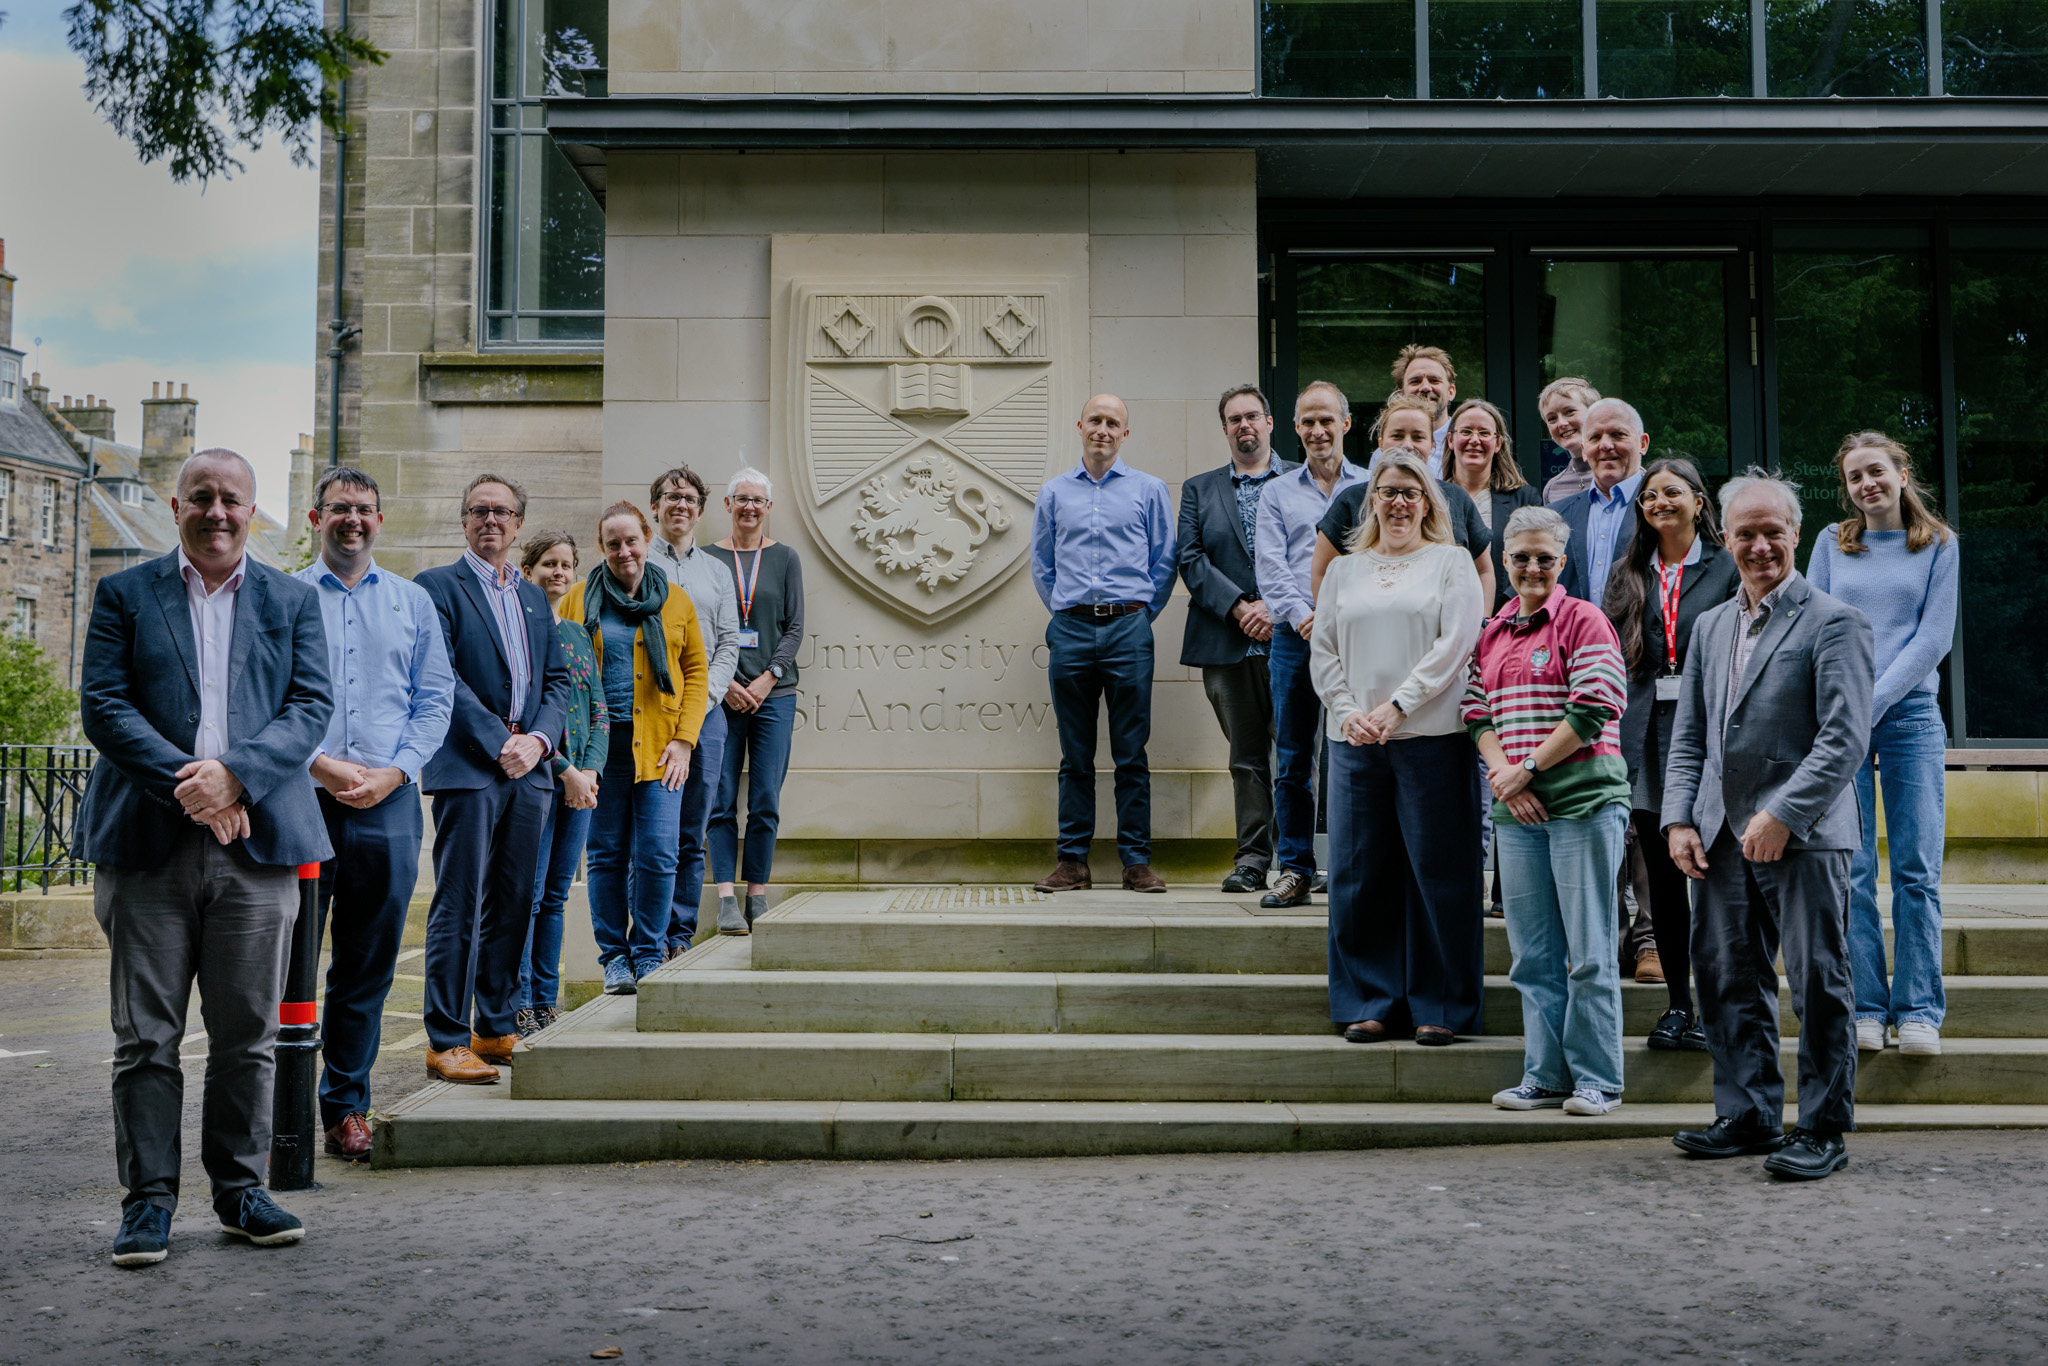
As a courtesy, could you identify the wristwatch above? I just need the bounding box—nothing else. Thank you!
[768,664,786,680]
[1521,756,1540,774]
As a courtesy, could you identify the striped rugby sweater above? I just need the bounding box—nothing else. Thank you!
[1462,587,1632,823]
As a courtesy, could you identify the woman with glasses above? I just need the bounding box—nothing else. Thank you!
[561,503,710,993]
[704,468,807,935]
[1312,450,1485,1046]
[512,531,605,1033]
[1468,506,1633,1115]
[1601,459,1736,1050]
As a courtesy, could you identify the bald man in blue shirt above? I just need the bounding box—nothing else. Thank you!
[1029,394,1178,894]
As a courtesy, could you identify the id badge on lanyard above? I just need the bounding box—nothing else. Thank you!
[732,548,764,650]
[1655,560,1684,702]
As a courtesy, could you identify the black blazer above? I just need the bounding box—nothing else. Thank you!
[1616,540,1739,812]
[1550,485,1639,606]
[416,560,572,794]
[78,553,334,870]
[1482,485,1546,610]
[1177,460,1295,668]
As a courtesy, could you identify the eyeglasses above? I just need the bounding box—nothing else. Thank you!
[319,502,380,518]
[1507,553,1560,570]
[730,495,769,507]
[464,505,519,523]
[1223,413,1267,428]
[657,491,701,509]
[1373,487,1425,505]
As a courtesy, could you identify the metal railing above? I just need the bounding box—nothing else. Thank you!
[2,745,96,892]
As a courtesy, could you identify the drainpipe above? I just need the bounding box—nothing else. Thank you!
[326,0,360,470]
[69,441,92,690]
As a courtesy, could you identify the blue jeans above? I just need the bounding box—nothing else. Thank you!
[710,693,796,886]
[518,785,593,1010]
[1849,692,1947,1027]
[1046,611,1155,865]
[1496,802,1629,1096]
[586,722,684,970]
[1269,629,1322,877]
[666,704,728,950]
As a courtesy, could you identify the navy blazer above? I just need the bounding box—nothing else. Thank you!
[1176,460,1296,668]
[415,559,570,793]
[79,553,334,870]
[1550,484,1639,606]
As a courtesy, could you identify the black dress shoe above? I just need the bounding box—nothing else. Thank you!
[1310,870,1328,894]
[1647,1007,1694,1051]
[1672,1116,1789,1158]
[1220,865,1267,894]
[1681,1018,1710,1051]
[1260,870,1313,908]
[1764,1129,1848,1181]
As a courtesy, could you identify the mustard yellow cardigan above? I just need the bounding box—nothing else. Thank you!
[561,578,710,784]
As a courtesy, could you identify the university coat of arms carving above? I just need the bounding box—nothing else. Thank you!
[786,282,1063,623]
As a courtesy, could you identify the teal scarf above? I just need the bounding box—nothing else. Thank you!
[584,561,674,695]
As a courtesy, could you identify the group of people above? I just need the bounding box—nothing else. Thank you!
[81,450,804,1267]
[1041,346,1956,1183]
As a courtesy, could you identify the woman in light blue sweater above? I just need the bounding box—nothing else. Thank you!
[1807,431,1958,1058]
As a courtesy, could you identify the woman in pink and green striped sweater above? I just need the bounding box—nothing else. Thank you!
[1463,505,1634,1117]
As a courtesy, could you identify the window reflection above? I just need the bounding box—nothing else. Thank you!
[1261,1,1415,96]
[1432,0,1585,98]
[1944,0,2048,96]
[1766,0,1927,96]
[1597,0,1753,97]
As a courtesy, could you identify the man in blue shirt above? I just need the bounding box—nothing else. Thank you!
[1550,397,1647,607]
[1029,394,1177,894]
[293,466,454,1158]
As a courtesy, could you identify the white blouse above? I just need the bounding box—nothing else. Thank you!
[1310,540,1484,741]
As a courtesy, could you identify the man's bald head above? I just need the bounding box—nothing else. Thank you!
[177,448,258,500]
[1082,393,1129,425]
[1077,393,1133,469]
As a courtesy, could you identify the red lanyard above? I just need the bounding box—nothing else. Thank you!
[732,548,763,628]
[1657,560,1685,672]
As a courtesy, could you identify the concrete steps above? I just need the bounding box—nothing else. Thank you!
[372,885,2048,1166]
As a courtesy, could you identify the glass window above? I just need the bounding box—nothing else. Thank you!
[1432,0,1584,99]
[1766,0,1927,96]
[1537,256,1731,485]
[1596,1,1753,97]
[1944,0,2048,96]
[0,356,18,404]
[40,478,57,544]
[485,0,607,346]
[1950,235,2048,740]
[1292,256,1488,464]
[1260,1,1416,97]
[0,469,11,537]
[10,598,31,638]
[1770,228,1940,565]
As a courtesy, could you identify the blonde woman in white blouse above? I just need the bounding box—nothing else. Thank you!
[1311,449,1486,1046]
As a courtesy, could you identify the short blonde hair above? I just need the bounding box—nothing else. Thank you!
[1348,449,1454,553]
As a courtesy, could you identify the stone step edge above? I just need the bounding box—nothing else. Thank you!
[370,1090,2048,1168]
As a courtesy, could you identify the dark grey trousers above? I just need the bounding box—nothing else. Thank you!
[1691,827,1858,1134]
[1201,656,1275,872]
[95,828,298,1215]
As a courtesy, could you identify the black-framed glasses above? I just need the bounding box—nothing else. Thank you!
[1223,412,1267,428]
[319,502,380,518]
[1507,553,1560,570]
[729,495,769,507]
[465,505,519,522]
[1373,487,1425,504]
[657,491,701,509]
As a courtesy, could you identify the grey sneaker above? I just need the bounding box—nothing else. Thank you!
[1897,1021,1942,1055]
[1492,1084,1570,1111]
[746,892,769,924]
[1562,1088,1624,1116]
[601,958,637,995]
[717,894,748,936]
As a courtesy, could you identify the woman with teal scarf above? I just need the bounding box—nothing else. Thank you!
[561,502,710,992]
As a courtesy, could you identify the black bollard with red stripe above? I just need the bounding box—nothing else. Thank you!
[270,862,324,1191]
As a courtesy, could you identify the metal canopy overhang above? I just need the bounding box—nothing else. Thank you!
[546,94,2048,204]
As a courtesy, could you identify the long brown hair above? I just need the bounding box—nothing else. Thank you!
[1832,431,1953,555]
[1439,398,1526,492]
[1601,458,1724,676]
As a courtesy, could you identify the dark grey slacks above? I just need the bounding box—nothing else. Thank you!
[1691,827,1858,1134]
[1200,656,1276,873]
[94,827,298,1215]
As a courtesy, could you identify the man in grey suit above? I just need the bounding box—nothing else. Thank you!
[79,449,335,1265]
[1661,468,1874,1181]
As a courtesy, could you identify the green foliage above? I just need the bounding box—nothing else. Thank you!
[63,0,386,184]
[0,635,78,746]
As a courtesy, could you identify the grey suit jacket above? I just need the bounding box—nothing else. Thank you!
[1659,571,1874,852]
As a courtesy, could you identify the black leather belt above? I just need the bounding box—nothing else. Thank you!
[1062,602,1146,619]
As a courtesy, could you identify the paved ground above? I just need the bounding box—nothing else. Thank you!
[7,956,2048,1365]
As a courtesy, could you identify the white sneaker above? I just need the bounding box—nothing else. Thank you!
[1897,1021,1942,1056]
[1855,1018,1887,1052]
[1562,1088,1624,1116]
[1492,1084,1570,1110]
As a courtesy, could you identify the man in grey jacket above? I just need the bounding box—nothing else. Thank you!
[1661,468,1874,1181]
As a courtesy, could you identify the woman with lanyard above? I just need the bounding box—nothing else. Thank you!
[704,467,807,936]
[561,503,710,994]
[1600,458,1736,1051]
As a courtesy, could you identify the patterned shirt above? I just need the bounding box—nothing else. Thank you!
[1728,571,1795,725]
[463,548,540,746]
[1230,464,1281,656]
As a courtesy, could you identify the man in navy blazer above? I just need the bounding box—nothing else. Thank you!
[1549,397,1647,608]
[80,449,333,1267]
[414,472,570,1084]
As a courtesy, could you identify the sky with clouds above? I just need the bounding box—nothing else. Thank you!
[1,7,318,518]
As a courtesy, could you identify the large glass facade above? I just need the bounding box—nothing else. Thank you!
[1766,0,1928,96]
[1261,1,1416,96]
[1944,1,2048,94]
[1431,1,1584,98]
[1597,1,1754,97]
[486,0,607,346]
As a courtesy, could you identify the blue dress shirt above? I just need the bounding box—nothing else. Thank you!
[294,556,456,783]
[1584,469,1645,606]
[1254,460,1368,630]
[1030,458,1178,617]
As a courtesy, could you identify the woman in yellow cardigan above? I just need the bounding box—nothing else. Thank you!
[563,502,710,993]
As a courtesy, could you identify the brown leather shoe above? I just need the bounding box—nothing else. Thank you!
[1121,863,1167,893]
[1033,859,1091,893]
[323,1111,372,1159]
[1342,1020,1388,1043]
[1635,949,1666,984]
[426,1045,500,1085]
[470,1032,518,1065]
[1260,870,1312,908]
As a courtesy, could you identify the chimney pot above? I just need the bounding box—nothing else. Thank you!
[180,383,189,398]
[151,382,160,399]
